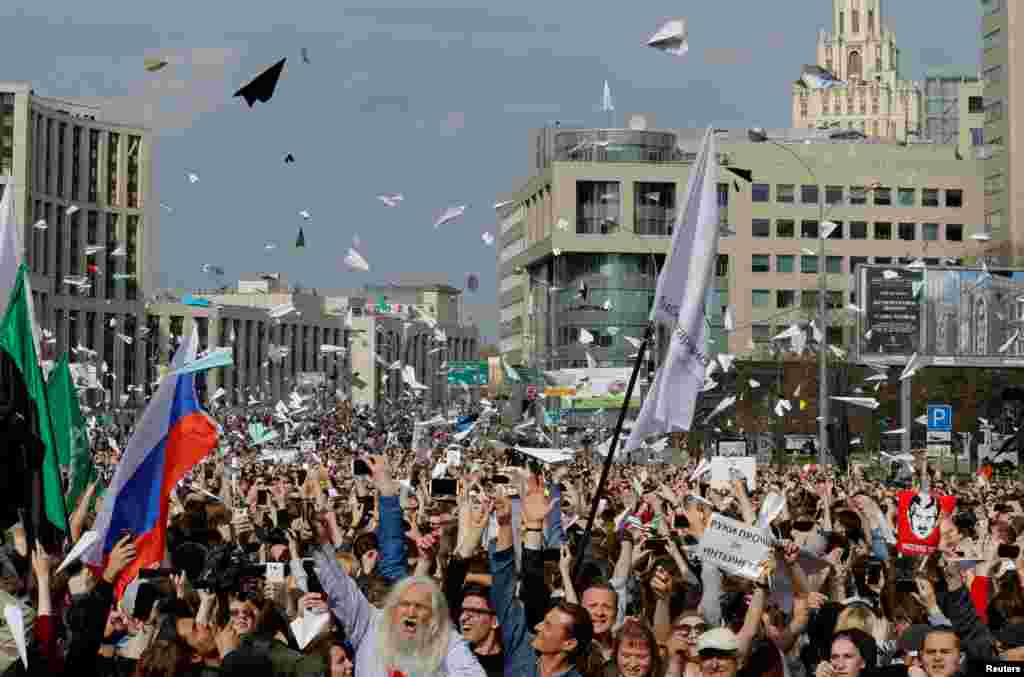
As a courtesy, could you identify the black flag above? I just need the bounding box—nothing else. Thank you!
[234,58,287,107]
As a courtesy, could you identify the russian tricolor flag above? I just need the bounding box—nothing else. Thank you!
[83,328,218,596]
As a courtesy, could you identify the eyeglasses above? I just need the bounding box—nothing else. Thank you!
[672,623,708,637]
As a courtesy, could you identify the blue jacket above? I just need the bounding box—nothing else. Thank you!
[489,544,584,677]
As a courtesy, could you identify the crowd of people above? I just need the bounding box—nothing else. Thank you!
[0,398,1020,677]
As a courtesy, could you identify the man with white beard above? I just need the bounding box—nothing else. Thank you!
[312,455,485,677]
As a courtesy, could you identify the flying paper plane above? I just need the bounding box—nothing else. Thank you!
[646,19,688,56]
[434,205,466,228]
[378,194,404,207]
[234,58,286,107]
[482,232,494,246]
[831,396,880,409]
[344,248,370,272]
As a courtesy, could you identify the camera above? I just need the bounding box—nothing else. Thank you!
[194,543,267,593]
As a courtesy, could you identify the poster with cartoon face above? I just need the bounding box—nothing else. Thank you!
[897,490,957,555]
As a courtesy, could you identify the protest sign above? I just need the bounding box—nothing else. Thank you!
[699,513,775,581]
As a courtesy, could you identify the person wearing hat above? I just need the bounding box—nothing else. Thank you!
[697,627,742,677]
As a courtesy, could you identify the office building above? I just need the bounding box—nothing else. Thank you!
[922,69,985,158]
[498,122,984,367]
[322,277,480,410]
[980,0,1019,257]
[147,273,351,407]
[791,0,923,142]
[0,81,156,396]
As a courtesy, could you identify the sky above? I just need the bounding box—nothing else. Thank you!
[1,1,983,343]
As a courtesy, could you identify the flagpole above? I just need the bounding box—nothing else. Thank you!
[571,322,651,583]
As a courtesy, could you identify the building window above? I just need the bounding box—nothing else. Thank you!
[777,184,795,204]
[868,9,875,32]
[850,256,868,273]
[752,183,770,202]
[801,185,819,204]
[127,136,140,208]
[634,182,676,236]
[776,219,795,238]
[850,186,867,205]
[752,325,771,343]
[946,224,963,242]
[777,255,795,273]
[57,123,66,198]
[922,188,939,207]
[986,98,1005,123]
[107,132,119,206]
[827,221,843,239]
[71,127,81,201]
[88,129,99,203]
[873,187,892,206]
[874,222,892,240]
[575,181,620,234]
[946,189,963,208]
[777,290,797,308]
[802,290,818,310]
[839,11,844,33]
[826,256,843,274]
[894,222,915,241]
[897,187,915,207]
[716,254,729,276]
[827,291,844,309]
[848,51,862,80]
[971,128,984,147]
[752,218,771,238]
[752,289,772,307]
[802,256,819,274]
[801,220,819,239]
[126,214,139,300]
[874,257,893,265]
[849,221,867,239]
[752,255,770,273]
[851,9,859,33]
[825,185,844,205]
[922,223,939,241]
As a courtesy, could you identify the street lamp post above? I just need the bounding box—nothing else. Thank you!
[749,128,829,465]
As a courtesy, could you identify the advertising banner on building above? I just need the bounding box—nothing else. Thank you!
[857,265,1024,368]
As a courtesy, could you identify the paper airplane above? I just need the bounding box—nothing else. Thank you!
[555,217,569,231]
[1000,330,1021,353]
[723,306,735,331]
[65,204,79,216]
[482,232,495,246]
[883,270,899,280]
[884,428,907,435]
[32,219,46,230]
[234,58,287,107]
[578,328,594,345]
[717,353,735,373]
[378,193,404,207]
[647,18,688,56]
[900,353,920,381]
[830,396,880,409]
[821,221,839,239]
[4,605,26,669]
[494,200,513,209]
[170,348,234,376]
[344,248,370,271]
[268,303,296,319]
[703,396,737,423]
[434,205,466,228]
[58,530,99,574]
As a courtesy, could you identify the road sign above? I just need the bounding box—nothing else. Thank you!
[927,404,952,432]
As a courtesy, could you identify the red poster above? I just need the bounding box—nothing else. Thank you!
[896,490,956,555]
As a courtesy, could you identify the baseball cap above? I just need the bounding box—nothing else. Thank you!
[697,627,739,656]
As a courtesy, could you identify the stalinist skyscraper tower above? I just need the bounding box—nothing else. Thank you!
[792,0,922,142]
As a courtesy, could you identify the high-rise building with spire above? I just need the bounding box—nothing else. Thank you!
[792,0,923,142]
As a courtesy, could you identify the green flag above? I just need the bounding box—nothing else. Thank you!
[47,351,99,512]
[0,265,67,531]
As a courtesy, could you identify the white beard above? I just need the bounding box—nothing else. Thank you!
[375,620,448,677]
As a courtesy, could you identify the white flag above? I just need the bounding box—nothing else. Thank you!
[602,80,614,112]
[650,127,719,327]
[625,127,720,451]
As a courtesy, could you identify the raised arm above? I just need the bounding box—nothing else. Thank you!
[313,542,378,651]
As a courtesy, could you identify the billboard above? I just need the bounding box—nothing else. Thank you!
[856,265,1024,368]
[447,361,488,385]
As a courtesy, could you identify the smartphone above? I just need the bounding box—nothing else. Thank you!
[999,544,1020,559]
[866,560,883,585]
[130,581,161,621]
[257,489,270,506]
[353,458,371,477]
[302,559,323,595]
[431,478,458,498]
